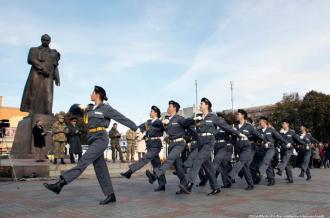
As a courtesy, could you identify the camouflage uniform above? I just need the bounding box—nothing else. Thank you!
[52,118,69,159]
[125,129,136,161]
[109,127,123,161]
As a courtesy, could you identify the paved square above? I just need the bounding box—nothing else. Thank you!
[0,168,329,218]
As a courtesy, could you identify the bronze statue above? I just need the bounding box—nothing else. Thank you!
[20,34,60,114]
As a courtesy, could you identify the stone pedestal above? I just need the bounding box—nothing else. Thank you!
[11,114,55,159]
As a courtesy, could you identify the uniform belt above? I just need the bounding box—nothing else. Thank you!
[191,140,197,144]
[198,133,213,136]
[216,140,225,143]
[238,138,248,141]
[169,138,185,143]
[88,127,106,133]
[149,137,162,140]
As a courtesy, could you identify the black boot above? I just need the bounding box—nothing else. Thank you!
[53,158,57,165]
[254,174,262,185]
[70,154,76,164]
[306,174,311,181]
[99,193,116,205]
[178,183,193,194]
[207,188,221,196]
[197,179,207,187]
[154,185,165,192]
[238,171,244,179]
[120,169,133,179]
[176,189,184,195]
[245,185,254,191]
[145,170,156,184]
[43,177,67,194]
[287,179,294,184]
[60,158,66,164]
[267,178,275,186]
[276,168,282,176]
[298,170,304,178]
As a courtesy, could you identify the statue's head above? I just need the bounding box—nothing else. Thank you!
[41,34,51,47]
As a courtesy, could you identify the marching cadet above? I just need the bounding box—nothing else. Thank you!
[120,106,167,192]
[178,98,244,195]
[182,125,208,188]
[276,119,306,183]
[228,109,264,190]
[145,100,192,193]
[44,86,138,205]
[256,117,290,186]
[298,124,319,181]
[51,113,69,164]
[213,112,234,189]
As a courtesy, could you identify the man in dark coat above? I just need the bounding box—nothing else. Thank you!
[32,120,47,162]
[67,117,82,163]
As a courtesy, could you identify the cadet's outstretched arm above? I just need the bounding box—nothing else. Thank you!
[272,128,289,145]
[292,131,306,145]
[104,106,138,131]
[214,117,241,136]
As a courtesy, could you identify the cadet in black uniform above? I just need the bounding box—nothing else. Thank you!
[256,117,289,186]
[179,98,244,195]
[299,124,319,181]
[276,119,306,183]
[213,113,234,188]
[146,101,192,192]
[228,109,264,190]
[44,86,138,205]
[120,106,166,191]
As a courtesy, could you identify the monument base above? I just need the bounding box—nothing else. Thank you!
[11,114,55,159]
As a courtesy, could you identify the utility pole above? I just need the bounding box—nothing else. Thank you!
[230,81,234,111]
[195,80,198,109]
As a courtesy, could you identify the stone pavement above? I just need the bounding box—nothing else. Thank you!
[0,168,329,218]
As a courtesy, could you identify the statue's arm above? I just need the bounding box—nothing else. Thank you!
[27,48,43,71]
[54,67,60,86]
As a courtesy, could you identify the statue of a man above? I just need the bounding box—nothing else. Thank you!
[20,34,60,115]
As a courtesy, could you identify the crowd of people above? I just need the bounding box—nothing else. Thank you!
[43,85,328,205]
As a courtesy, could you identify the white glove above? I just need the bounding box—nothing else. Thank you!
[193,116,203,121]
[264,143,269,148]
[162,119,170,125]
[280,129,285,134]
[239,133,248,139]
[293,149,298,156]
[78,104,88,110]
[136,128,141,133]
[306,145,310,150]
[286,143,291,148]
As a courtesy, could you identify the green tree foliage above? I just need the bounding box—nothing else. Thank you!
[298,91,330,142]
[271,91,330,142]
[271,92,301,130]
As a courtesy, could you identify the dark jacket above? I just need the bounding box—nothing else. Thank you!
[32,125,46,148]
[67,124,82,154]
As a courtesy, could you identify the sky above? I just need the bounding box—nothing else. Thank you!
[1,0,330,131]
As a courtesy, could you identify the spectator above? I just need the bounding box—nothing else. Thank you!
[125,129,137,162]
[67,117,82,164]
[136,132,146,160]
[32,120,47,162]
[323,143,330,168]
[312,144,321,168]
[109,123,125,163]
[52,113,69,164]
